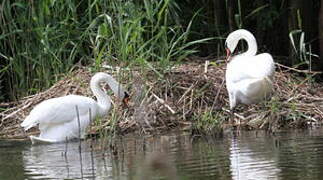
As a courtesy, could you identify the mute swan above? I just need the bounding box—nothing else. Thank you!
[225,29,275,110]
[21,72,129,144]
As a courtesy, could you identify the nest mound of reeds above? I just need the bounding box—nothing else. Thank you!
[1,62,322,139]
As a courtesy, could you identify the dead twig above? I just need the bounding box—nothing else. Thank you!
[152,93,176,114]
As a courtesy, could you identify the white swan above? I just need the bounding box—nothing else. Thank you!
[21,72,129,144]
[225,29,275,110]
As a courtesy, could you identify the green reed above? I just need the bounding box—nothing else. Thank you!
[0,0,210,101]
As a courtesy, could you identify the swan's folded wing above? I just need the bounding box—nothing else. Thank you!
[27,95,97,126]
[227,53,275,84]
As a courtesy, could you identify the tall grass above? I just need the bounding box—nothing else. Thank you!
[0,1,88,100]
[0,0,210,101]
[289,30,319,69]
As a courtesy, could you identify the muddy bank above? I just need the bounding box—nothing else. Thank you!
[1,62,323,139]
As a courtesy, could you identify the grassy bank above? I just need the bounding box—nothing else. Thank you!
[1,62,322,139]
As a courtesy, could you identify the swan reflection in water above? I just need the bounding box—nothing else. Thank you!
[22,133,283,180]
[22,136,178,180]
[230,136,281,180]
[22,141,117,179]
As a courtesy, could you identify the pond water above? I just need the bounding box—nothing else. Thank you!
[1,128,323,180]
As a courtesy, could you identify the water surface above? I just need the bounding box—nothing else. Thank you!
[1,128,323,180]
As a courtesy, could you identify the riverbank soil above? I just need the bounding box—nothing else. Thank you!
[1,62,322,139]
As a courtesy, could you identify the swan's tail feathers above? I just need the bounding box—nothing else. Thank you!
[21,116,39,131]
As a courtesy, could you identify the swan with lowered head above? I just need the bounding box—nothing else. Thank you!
[21,72,129,144]
[225,29,275,110]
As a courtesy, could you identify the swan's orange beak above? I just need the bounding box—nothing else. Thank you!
[122,92,130,108]
[225,48,231,63]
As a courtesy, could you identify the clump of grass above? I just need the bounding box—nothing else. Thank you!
[0,0,211,101]
[90,105,125,149]
[289,30,319,68]
[193,108,224,133]
[0,1,90,100]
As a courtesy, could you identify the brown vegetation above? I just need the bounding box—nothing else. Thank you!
[1,62,323,139]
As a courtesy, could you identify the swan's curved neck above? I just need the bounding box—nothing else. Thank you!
[241,32,257,56]
[90,73,125,116]
[228,29,258,57]
[90,78,111,116]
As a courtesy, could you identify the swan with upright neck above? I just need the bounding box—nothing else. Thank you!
[21,72,129,144]
[225,29,275,110]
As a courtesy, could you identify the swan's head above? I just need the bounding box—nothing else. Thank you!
[104,83,130,107]
[92,72,130,106]
[225,43,232,62]
[122,92,130,107]
[225,32,240,62]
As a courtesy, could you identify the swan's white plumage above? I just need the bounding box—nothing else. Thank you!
[21,72,126,144]
[225,29,275,109]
